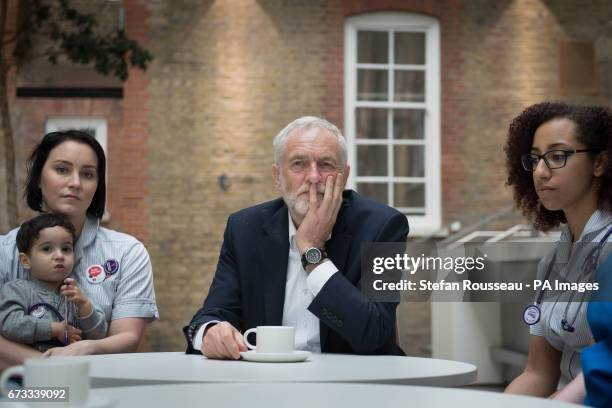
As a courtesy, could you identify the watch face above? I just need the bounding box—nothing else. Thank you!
[305,248,322,264]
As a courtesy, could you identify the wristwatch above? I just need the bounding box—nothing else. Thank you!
[301,247,328,269]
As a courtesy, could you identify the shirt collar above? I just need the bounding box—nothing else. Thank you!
[559,209,612,242]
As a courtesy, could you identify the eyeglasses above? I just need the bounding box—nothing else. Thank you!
[521,148,602,171]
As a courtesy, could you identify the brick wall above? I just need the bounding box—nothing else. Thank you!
[136,0,612,354]
[117,0,151,244]
[9,0,151,244]
[143,0,328,351]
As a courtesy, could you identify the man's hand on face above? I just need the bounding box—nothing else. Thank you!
[201,321,247,360]
[295,172,345,255]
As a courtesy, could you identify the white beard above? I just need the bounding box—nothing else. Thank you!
[281,183,310,218]
[279,176,325,218]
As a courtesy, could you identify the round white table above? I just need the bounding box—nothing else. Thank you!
[82,352,476,388]
[1,383,577,408]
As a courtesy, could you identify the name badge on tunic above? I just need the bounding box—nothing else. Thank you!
[523,304,541,325]
[86,264,106,284]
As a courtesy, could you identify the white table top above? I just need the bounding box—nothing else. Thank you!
[0,383,578,408]
[83,352,476,388]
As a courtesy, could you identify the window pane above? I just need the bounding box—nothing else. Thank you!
[356,108,387,139]
[395,32,425,64]
[394,70,425,102]
[358,182,388,204]
[394,145,424,177]
[358,31,388,63]
[393,109,425,140]
[358,145,387,176]
[394,183,425,208]
[358,69,388,101]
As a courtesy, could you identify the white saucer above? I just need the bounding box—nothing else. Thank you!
[240,350,311,363]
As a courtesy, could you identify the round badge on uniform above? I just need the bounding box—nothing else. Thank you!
[523,304,541,325]
[104,259,119,276]
[30,305,46,318]
[86,265,106,284]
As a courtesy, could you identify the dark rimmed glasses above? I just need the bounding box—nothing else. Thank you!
[521,148,603,171]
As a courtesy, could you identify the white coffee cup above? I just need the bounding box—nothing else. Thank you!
[243,326,295,353]
[0,357,90,407]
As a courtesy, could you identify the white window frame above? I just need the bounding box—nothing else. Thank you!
[46,117,107,155]
[344,12,441,236]
[45,117,109,220]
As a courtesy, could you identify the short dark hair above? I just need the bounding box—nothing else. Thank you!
[24,130,106,219]
[505,102,612,231]
[16,213,76,254]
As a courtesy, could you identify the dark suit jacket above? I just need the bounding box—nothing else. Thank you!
[184,190,409,355]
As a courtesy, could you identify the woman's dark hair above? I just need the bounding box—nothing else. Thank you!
[24,130,106,219]
[16,213,76,254]
[505,102,612,231]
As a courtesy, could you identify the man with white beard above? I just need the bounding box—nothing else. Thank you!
[184,116,409,358]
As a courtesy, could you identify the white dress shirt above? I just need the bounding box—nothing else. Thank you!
[192,212,338,352]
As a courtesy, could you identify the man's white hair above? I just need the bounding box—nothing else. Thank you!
[273,116,347,168]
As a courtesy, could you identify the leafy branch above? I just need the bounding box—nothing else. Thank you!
[12,0,152,81]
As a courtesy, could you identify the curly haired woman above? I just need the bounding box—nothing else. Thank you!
[503,102,612,404]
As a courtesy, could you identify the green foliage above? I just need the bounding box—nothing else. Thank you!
[13,0,152,81]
